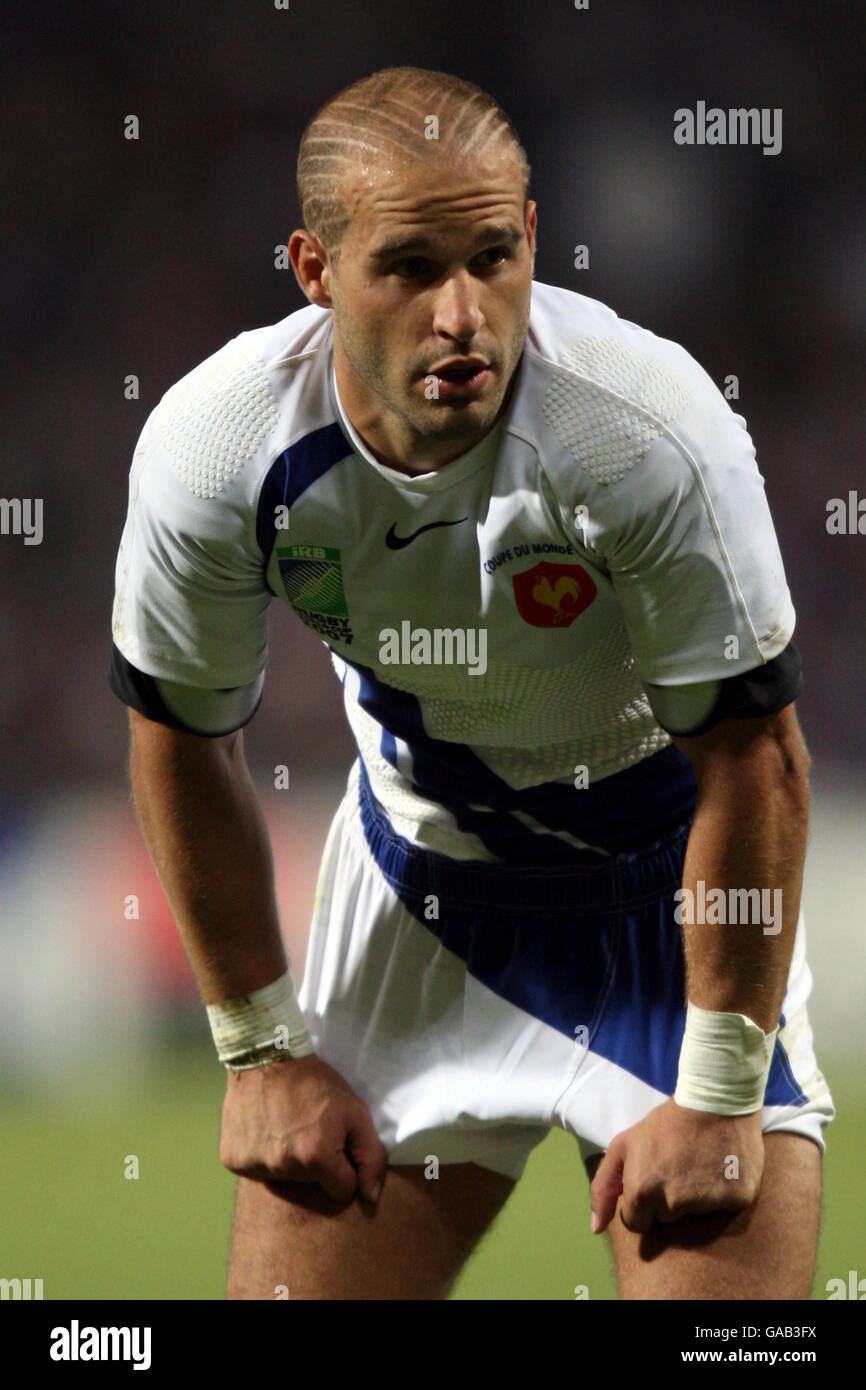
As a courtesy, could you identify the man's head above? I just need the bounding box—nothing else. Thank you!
[290,67,536,472]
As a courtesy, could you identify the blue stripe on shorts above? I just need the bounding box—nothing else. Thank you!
[357,758,807,1110]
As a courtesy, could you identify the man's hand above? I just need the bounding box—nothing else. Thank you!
[590,1098,765,1234]
[219,1054,390,1204]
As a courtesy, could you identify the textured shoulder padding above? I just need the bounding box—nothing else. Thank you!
[542,335,695,487]
[154,334,280,501]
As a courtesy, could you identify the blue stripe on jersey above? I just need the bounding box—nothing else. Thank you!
[343,655,697,860]
[255,421,351,570]
[356,761,807,1109]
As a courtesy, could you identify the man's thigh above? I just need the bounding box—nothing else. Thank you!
[227,1160,515,1300]
[584,1132,822,1300]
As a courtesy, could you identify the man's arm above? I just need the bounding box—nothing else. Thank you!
[127,707,388,1203]
[128,707,288,1002]
[590,703,810,1234]
[675,702,810,1031]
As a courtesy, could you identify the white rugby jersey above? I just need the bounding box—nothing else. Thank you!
[111,280,798,863]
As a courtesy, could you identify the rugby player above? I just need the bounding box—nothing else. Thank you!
[109,66,834,1300]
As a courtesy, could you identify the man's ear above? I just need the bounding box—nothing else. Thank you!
[525,200,537,259]
[288,229,333,308]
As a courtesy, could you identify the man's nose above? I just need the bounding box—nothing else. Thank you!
[431,271,485,342]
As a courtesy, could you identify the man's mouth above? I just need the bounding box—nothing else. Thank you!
[427,358,492,399]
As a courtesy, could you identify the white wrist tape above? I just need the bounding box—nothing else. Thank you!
[206,968,314,1069]
[674,1002,778,1115]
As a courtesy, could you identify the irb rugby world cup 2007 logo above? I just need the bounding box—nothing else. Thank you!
[277,544,354,645]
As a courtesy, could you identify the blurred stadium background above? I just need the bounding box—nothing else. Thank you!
[1,0,863,1298]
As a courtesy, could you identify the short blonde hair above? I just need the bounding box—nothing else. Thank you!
[297,66,531,261]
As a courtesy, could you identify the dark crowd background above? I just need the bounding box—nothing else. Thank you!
[2,0,864,825]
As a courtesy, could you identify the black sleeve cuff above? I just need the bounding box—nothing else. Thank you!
[651,640,804,737]
[108,642,263,737]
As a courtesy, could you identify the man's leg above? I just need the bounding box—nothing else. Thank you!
[227,1160,515,1300]
[584,1132,821,1299]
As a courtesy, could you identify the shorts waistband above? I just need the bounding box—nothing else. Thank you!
[357,758,691,916]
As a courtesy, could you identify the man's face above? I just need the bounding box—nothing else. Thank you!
[322,143,536,466]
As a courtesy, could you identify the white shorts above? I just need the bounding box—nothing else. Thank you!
[297,760,835,1181]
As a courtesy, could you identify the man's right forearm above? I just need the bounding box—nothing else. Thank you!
[127,711,388,1203]
[128,712,288,1004]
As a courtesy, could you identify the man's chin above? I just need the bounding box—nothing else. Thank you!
[414,415,490,448]
[409,393,504,439]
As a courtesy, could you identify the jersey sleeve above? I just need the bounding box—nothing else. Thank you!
[595,375,797,691]
[110,379,273,705]
[643,640,803,736]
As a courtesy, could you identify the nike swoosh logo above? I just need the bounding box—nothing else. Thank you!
[385,517,468,550]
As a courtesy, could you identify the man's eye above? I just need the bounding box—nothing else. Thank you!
[388,247,511,279]
[474,246,510,269]
[391,258,433,279]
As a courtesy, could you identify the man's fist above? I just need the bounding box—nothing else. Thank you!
[590,1098,765,1235]
[219,1054,389,1204]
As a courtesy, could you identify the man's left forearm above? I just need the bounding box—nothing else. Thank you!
[676,716,811,1034]
[589,710,812,1234]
